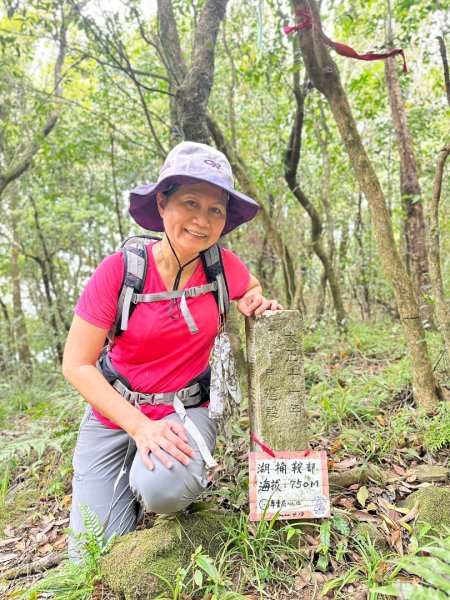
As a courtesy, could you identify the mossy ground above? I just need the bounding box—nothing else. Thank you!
[403,486,450,535]
[100,512,229,599]
[0,488,41,533]
[1,319,450,598]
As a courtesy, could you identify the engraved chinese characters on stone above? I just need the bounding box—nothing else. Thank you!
[246,311,307,452]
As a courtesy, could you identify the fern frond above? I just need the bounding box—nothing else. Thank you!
[104,531,119,554]
[79,503,105,549]
[0,436,48,463]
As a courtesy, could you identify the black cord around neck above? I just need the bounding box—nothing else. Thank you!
[165,233,199,320]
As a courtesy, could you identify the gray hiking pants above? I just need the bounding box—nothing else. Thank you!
[69,405,216,550]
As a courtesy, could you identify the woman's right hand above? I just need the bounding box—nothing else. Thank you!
[133,418,196,470]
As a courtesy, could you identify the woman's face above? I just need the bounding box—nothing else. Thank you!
[157,182,227,256]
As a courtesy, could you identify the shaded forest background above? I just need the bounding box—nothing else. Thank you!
[1,0,449,377]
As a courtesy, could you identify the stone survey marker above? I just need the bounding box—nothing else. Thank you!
[246,310,330,521]
[246,310,308,450]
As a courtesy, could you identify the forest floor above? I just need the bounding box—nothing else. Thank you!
[0,317,449,599]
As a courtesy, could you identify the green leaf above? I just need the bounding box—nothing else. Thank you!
[173,518,182,542]
[332,514,351,536]
[187,502,216,513]
[193,568,203,587]
[409,554,450,577]
[372,583,403,596]
[316,553,329,572]
[196,554,220,581]
[322,571,357,595]
[396,582,449,599]
[286,526,296,542]
[357,485,369,507]
[319,520,331,551]
[401,557,450,591]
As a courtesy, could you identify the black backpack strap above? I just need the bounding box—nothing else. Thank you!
[107,235,161,346]
[108,238,228,346]
[200,244,230,316]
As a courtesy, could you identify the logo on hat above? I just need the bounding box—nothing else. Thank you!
[204,159,221,169]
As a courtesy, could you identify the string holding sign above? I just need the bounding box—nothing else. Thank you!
[285,7,408,74]
[250,432,276,457]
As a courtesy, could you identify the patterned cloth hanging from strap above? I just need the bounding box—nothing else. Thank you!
[209,328,242,437]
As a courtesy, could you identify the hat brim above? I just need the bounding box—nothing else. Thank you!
[129,175,259,236]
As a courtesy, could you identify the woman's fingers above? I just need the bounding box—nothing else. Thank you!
[139,445,155,470]
[169,420,190,444]
[238,293,284,316]
[136,419,195,470]
[157,437,192,466]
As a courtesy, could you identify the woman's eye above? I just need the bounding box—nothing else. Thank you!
[185,199,197,207]
[211,207,224,215]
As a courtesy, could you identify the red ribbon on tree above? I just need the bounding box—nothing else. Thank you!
[285,8,408,73]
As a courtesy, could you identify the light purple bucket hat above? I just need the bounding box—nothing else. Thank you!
[129,141,259,235]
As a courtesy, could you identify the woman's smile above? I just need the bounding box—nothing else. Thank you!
[156,182,228,261]
[185,229,208,239]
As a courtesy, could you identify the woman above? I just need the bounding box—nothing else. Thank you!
[63,141,282,546]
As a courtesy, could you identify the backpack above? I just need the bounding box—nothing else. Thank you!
[106,235,230,348]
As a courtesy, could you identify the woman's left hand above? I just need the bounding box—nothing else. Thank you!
[237,293,284,317]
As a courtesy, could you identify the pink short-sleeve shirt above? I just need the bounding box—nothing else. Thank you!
[75,243,250,428]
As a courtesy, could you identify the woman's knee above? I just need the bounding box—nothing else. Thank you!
[130,456,208,514]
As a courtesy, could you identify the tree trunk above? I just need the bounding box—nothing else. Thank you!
[293,0,439,409]
[384,6,432,325]
[158,0,229,143]
[27,195,65,363]
[157,2,300,310]
[207,116,300,311]
[0,6,66,200]
[110,132,125,241]
[10,185,33,378]
[0,297,12,375]
[313,99,335,263]
[284,51,346,327]
[428,144,450,366]
[437,36,450,108]
[355,192,371,320]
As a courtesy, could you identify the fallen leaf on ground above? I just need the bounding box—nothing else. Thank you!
[399,501,419,523]
[392,464,405,475]
[52,534,67,550]
[61,494,72,507]
[330,439,343,453]
[350,510,379,522]
[356,486,369,507]
[378,498,410,515]
[332,458,357,470]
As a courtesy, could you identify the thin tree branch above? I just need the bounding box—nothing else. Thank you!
[428,143,450,364]
[0,4,67,197]
[437,36,450,108]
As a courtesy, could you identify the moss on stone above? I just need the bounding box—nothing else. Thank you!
[403,486,450,535]
[100,512,230,600]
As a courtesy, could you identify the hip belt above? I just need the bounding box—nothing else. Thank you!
[97,353,217,468]
[111,378,202,408]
